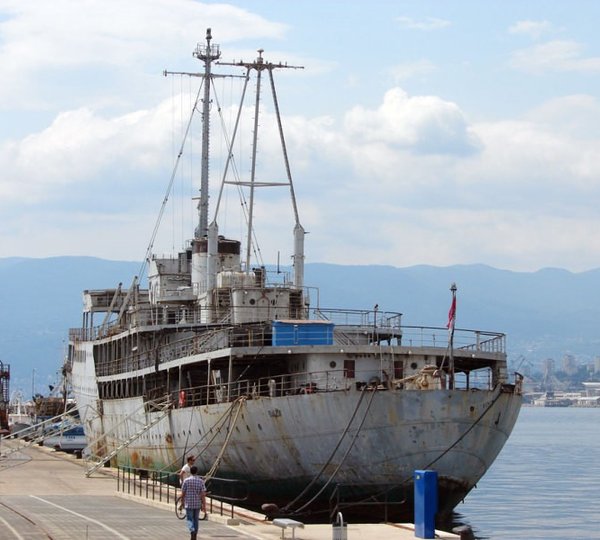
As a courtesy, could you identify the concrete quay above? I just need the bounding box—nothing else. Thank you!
[0,440,459,539]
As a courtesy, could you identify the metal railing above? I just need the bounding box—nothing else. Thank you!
[116,466,249,516]
[91,318,505,378]
[328,482,408,524]
[398,325,505,352]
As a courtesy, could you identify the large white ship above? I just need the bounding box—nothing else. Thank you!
[67,30,522,522]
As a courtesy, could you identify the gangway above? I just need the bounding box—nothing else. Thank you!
[84,397,172,477]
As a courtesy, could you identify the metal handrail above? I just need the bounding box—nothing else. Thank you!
[116,466,249,511]
[90,320,505,378]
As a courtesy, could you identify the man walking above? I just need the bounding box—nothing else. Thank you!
[181,465,207,540]
[178,455,195,485]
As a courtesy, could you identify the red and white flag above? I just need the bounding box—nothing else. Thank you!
[446,296,456,330]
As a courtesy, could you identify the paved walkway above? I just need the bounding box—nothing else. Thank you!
[0,440,458,539]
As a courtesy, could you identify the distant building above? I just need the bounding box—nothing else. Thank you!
[562,354,578,376]
[582,382,600,397]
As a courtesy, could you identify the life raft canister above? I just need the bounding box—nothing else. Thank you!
[179,390,186,407]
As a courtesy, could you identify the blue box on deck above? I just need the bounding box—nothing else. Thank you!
[414,469,438,539]
[272,320,334,346]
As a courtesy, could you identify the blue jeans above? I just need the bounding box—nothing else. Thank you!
[185,508,200,533]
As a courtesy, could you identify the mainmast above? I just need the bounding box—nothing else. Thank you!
[218,50,305,285]
[193,28,221,239]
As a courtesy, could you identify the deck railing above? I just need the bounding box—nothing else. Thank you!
[90,321,505,378]
[116,466,248,516]
[172,363,502,408]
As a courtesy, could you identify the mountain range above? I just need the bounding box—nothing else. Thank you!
[2,256,599,395]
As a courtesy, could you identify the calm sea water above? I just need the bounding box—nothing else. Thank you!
[456,406,600,539]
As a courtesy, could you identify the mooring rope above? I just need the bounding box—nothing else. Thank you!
[282,386,375,514]
[291,387,380,515]
[353,383,507,508]
[203,396,246,485]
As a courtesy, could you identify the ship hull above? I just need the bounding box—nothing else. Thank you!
[71,352,521,520]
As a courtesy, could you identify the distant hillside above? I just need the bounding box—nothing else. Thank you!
[0,257,140,394]
[306,263,600,362]
[2,256,599,394]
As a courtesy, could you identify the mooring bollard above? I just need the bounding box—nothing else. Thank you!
[332,511,347,540]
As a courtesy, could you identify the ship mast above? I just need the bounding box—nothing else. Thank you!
[218,50,305,285]
[193,28,221,239]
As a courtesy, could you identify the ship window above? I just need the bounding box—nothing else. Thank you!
[344,360,355,379]
[249,298,256,305]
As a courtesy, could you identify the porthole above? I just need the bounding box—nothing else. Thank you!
[249,298,256,305]
[329,361,337,368]
[410,362,418,370]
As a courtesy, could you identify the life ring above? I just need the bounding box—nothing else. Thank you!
[179,390,186,407]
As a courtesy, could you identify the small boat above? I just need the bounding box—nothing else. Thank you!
[67,29,523,522]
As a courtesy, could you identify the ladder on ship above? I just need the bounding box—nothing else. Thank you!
[84,397,172,477]
[0,411,80,458]
[214,289,232,322]
[289,289,304,319]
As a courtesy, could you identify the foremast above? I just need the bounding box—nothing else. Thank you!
[193,28,221,240]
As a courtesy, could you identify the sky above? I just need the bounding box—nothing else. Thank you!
[2,0,600,273]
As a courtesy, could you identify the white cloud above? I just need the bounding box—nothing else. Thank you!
[525,94,600,138]
[396,16,451,31]
[343,88,480,156]
[3,2,600,272]
[5,78,600,271]
[0,0,287,109]
[508,20,553,40]
[280,91,600,272]
[510,40,600,73]
[389,59,436,83]
[0,102,176,204]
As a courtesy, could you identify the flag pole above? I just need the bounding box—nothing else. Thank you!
[448,283,457,390]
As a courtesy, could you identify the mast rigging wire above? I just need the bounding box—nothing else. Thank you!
[138,77,205,280]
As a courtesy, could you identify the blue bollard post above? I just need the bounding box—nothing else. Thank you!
[414,469,438,539]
